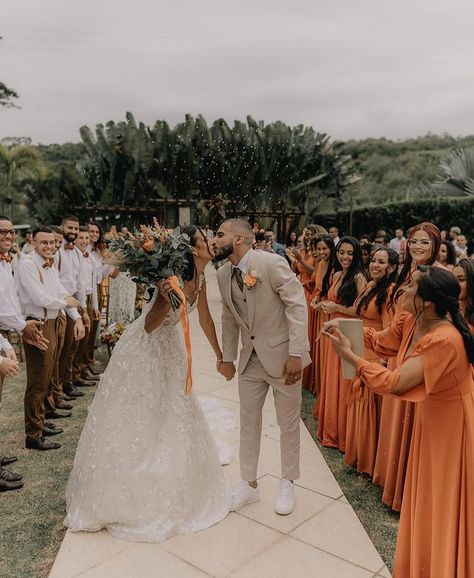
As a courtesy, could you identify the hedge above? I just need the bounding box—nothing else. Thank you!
[316,197,474,238]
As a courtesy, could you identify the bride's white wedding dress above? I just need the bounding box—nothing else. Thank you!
[64,282,232,543]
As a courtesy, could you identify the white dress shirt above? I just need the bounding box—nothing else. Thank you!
[89,246,114,285]
[0,259,26,333]
[55,245,87,308]
[0,333,14,367]
[80,251,99,310]
[389,236,406,254]
[16,252,80,321]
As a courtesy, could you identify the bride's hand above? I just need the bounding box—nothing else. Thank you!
[158,279,173,300]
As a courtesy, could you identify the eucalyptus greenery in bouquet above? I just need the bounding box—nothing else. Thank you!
[107,219,192,310]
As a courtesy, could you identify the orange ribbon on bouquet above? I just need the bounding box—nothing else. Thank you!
[168,275,193,395]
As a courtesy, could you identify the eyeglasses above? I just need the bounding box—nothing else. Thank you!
[407,239,431,248]
[36,240,56,246]
[0,229,16,237]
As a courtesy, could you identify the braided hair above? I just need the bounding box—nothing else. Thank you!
[356,247,399,316]
[334,236,364,307]
[417,266,474,363]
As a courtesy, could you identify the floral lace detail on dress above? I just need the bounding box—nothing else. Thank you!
[64,274,231,543]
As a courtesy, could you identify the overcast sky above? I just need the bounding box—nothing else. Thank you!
[1,0,473,144]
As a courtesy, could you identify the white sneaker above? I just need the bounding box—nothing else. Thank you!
[230,480,260,511]
[275,479,295,515]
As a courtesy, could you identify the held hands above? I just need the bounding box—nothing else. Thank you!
[218,361,236,381]
[23,320,49,351]
[282,356,302,386]
[0,357,20,377]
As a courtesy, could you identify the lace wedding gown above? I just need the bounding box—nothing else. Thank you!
[65,284,232,543]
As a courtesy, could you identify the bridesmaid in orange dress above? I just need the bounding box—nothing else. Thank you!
[317,236,366,452]
[303,236,335,394]
[344,247,398,476]
[437,239,457,271]
[453,258,474,332]
[372,222,444,511]
[289,225,326,306]
[325,266,474,578]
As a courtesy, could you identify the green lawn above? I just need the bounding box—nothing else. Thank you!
[0,355,397,577]
[0,350,107,578]
[301,389,399,573]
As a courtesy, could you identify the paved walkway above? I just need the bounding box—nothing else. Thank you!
[49,267,391,578]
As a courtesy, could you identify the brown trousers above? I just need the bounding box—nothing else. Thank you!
[0,330,9,404]
[73,294,93,381]
[58,315,80,389]
[45,312,67,412]
[24,318,59,440]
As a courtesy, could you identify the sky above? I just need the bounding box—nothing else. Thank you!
[1,0,474,144]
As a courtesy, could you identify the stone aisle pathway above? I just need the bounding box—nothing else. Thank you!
[49,266,391,578]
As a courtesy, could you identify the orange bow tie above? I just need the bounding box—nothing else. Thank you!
[64,244,75,251]
[0,253,12,263]
[43,259,54,268]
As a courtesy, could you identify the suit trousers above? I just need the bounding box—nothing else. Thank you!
[45,312,67,412]
[73,294,93,381]
[238,351,302,482]
[59,315,80,389]
[24,318,58,440]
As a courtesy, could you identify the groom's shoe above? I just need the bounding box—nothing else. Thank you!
[230,480,260,511]
[275,479,295,515]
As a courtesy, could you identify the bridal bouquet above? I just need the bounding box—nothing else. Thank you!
[107,219,192,311]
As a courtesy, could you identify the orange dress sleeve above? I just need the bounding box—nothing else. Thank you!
[363,310,409,358]
[356,332,458,402]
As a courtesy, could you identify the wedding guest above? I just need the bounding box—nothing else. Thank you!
[344,247,398,476]
[373,221,443,511]
[0,332,23,492]
[437,239,456,270]
[316,236,366,451]
[304,236,335,396]
[329,226,340,246]
[449,225,461,243]
[454,234,469,261]
[288,225,326,306]
[360,242,373,279]
[44,226,79,414]
[264,228,286,258]
[359,234,371,245]
[0,216,48,480]
[254,231,272,251]
[453,258,474,332]
[73,227,100,386]
[388,228,406,254]
[56,216,88,400]
[325,266,474,578]
[16,227,82,450]
[440,229,447,241]
[21,231,34,255]
[286,231,298,248]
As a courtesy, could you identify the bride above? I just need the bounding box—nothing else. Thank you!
[64,226,232,543]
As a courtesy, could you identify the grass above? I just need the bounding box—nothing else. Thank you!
[0,353,398,577]
[0,349,108,578]
[300,388,399,574]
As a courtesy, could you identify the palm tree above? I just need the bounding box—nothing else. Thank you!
[431,147,474,197]
[0,144,45,219]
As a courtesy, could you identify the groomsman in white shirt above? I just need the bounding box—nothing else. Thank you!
[16,227,82,450]
[0,216,48,486]
[56,216,89,399]
[73,227,100,385]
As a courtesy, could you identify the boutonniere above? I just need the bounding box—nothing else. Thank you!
[243,270,261,289]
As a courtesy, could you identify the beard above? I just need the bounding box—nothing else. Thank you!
[64,232,77,244]
[213,241,234,262]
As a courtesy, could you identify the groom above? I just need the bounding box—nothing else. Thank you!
[213,219,310,515]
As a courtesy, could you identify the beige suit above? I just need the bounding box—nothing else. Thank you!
[217,249,310,481]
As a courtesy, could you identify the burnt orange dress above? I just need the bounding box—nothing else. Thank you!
[367,308,415,510]
[344,283,394,475]
[294,250,317,307]
[357,320,474,578]
[317,274,364,451]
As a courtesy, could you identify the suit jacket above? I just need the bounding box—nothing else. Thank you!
[217,249,311,378]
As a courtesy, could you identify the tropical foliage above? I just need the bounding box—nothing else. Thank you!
[77,112,358,223]
[0,82,19,109]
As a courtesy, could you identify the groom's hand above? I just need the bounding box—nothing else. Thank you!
[283,356,302,385]
[219,362,236,381]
